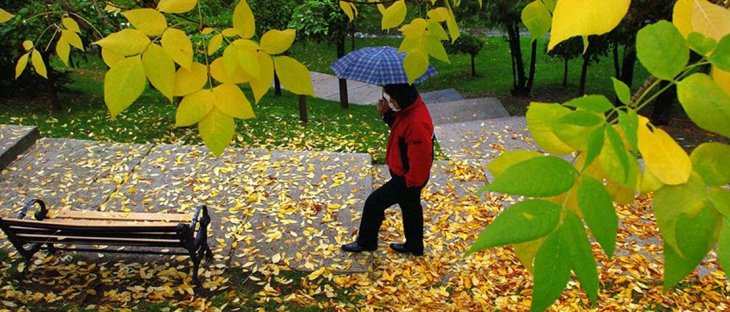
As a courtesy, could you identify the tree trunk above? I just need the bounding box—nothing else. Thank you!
[274,73,282,96]
[470,54,476,77]
[579,51,590,95]
[612,43,621,79]
[299,95,308,124]
[619,44,637,89]
[562,57,569,86]
[506,21,529,96]
[337,37,349,108]
[650,81,675,125]
[526,40,537,94]
[43,52,62,112]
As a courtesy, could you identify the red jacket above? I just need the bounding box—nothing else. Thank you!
[384,96,434,187]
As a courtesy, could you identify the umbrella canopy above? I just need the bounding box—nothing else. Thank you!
[330,46,437,85]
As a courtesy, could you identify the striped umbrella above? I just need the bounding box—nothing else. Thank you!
[330,46,437,85]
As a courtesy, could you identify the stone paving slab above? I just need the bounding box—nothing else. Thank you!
[0,138,151,217]
[311,72,381,105]
[0,125,39,171]
[232,150,373,273]
[426,97,510,125]
[420,88,465,104]
[99,144,272,262]
[434,117,539,163]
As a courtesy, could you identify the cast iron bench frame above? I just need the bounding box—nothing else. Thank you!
[0,199,213,285]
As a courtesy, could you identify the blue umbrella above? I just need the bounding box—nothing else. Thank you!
[330,46,437,85]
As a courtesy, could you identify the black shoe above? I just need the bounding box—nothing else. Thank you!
[341,242,376,253]
[389,243,423,256]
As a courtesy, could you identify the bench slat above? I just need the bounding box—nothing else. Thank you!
[2,218,181,231]
[8,227,183,240]
[16,233,184,247]
[54,210,192,223]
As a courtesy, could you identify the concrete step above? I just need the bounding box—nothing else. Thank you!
[0,125,39,171]
[434,117,539,164]
[420,88,465,104]
[425,97,510,125]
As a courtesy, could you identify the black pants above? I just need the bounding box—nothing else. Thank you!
[356,171,425,253]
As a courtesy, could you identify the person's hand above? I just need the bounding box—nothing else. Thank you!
[376,98,389,115]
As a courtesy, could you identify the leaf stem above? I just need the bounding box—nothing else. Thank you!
[68,12,105,39]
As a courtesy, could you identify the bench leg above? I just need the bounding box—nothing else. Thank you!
[191,255,202,286]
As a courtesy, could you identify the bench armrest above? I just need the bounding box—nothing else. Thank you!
[19,199,48,221]
[190,204,210,231]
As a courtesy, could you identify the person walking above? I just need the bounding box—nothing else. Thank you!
[341,83,434,256]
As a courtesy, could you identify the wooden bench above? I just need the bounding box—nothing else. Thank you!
[0,199,213,285]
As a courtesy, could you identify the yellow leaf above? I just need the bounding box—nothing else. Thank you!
[208,33,223,56]
[250,51,274,102]
[210,57,251,84]
[222,45,239,76]
[213,83,254,120]
[101,48,123,67]
[425,36,449,63]
[56,37,71,67]
[273,56,314,96]
[222,28,240,37]
[61,17,80,32]
[199,108,235,156]
[673,0,693,38]
[377,4,386,15]
[173,62,207,96]
[176,89,214,127]
[104,55,146,119]
[0,8,13,23]
[427,7,449,22]
[637,116,692,185]
[525,102,575,155]
[427,20,449,41]
[234,41,260,78]
[382,0,407,30]
[712,67,730,97]
[201,27,213,35]
[339,1,355,22]
[157,0,197,14]
[403,48,428,84]
[22,40,33,51]
[445,7,460,42]
[61,30,84,50]
[548,0,630,51]
[308,267,326,280]
[15,53,29,79]
[260,29,296,55]
[142,44,176,101]
[162,28,193,71]
[514,237,546,274]
[271,253,281,264]
[233,0,255,39]
[691,0,730,41]
[94,29,150,56]
[122,8,167,36]
[639,168,664,194]
[31,50,47,78]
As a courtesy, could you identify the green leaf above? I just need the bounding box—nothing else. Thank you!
[485,151,543,180]
[654,173,708,255]
[611,78,631,105]
[617,110,639,154]
[198,108,235,156]
[559,110,604,127]
[522,1,552,41]
[708,187,730,218]
[526,102,575,154]
[531,226,570,312]
[562,212,599,303]
[104,55,146,119]
[636,21,689,80]
[690,142,730,186]
[605,125,631,183]
[563,95,614,113]
[581,127,604,171]
[577,176,617,257]
[466,200,561,256]
[663,204,721,290]
[719,218,730,272]
[485,156,577,197]
[687,32,717,56]
[677,73,730,138]
[710,34,730,71]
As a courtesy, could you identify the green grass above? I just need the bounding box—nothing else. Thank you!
[1,35,647,161]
